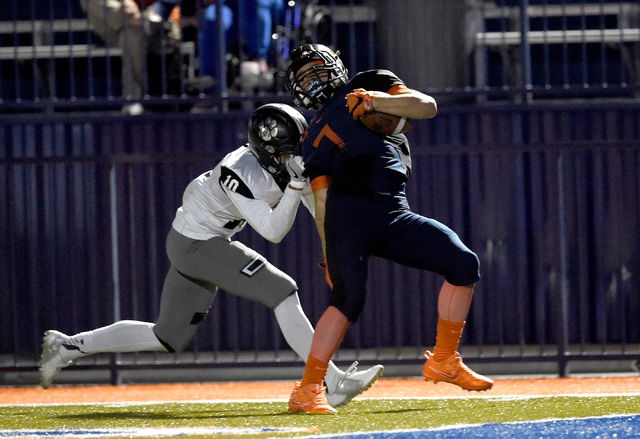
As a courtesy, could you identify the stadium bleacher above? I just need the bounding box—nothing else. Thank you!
[473,1,640,90]
[1,0,639,110]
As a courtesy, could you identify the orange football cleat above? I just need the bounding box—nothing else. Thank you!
[288,382,337,414]
[422,350,493,391]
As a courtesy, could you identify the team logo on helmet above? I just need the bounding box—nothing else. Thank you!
[247,103,309,189]
[258,118,279,145]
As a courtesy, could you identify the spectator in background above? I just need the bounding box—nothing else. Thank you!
[153,0,285,96]
[79,0,181,115]
[200,0,286,92]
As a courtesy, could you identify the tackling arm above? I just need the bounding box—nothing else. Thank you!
[227,187,304,243]
[300,184,316,218]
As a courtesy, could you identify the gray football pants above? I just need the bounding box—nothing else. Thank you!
[153,228,297,352]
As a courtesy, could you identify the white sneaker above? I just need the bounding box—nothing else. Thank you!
[325,361,384,407]
[40,330,77,389]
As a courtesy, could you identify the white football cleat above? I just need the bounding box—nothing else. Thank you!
[40,330,76,389]
[325,361,384,407]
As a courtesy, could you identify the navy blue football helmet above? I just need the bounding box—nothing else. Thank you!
[285,44,349,110]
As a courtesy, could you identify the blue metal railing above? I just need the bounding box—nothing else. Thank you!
[1,103,638,384]
[1,0,638,384]
[1,0,639,112]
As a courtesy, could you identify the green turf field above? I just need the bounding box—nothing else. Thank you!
[2,395,640,438]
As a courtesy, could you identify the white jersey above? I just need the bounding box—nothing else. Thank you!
[172,146,313,242]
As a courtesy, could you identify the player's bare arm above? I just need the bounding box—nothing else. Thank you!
[356,88,437,120]
[313,186,328,258]
[312,185,333,289]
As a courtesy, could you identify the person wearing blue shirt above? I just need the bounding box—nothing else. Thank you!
[151,0,285,93]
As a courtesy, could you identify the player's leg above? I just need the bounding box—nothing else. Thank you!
[375,211,492,391]
[40,228,219,389]
[152,266,218,352]
[207,238,382,408]
[273,294,345,390]
[40,262,212,389]
[169,231,379,406]
[274,294,383,408]
[42,321,164,368]
[173,233,314,356]
[421,281,492,390]
[39,320,164,389]
[289,194,379,413]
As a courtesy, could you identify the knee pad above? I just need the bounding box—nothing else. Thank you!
[153,318,200,353]
[329,290,364,323]
[449,249,481,286]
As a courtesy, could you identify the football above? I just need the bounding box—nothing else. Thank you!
[359,111,412,136]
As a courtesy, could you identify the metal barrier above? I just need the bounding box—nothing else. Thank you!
[1,103,638,384]
[472,0,640,97]
[0,0,638,385]
[0,0,376,111]
[1,0,639,112]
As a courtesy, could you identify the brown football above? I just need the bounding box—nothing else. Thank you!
[359,111,412,135]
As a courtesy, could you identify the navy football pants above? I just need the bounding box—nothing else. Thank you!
[325,193,480,323]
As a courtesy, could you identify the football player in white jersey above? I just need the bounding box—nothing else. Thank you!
[40,103,383,408]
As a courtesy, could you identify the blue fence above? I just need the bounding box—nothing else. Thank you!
[0,0,377,111]
[1,0,639,111]
[473,0,640,94]
[2,102,639,382]
[0,0,639,384]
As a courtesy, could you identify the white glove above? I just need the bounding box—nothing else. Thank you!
[286,156,307,189]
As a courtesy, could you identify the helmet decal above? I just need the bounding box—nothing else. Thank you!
[258,118,279,144]
[247,104,309,188]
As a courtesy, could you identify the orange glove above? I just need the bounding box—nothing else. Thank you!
[318,259,333,289]
[346,88,374,120]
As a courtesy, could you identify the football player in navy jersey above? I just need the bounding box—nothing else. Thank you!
[284,44,493,414]
[39,103,382,408]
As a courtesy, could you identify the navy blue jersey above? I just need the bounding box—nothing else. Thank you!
[301,69,412,197]
[297,69,480,323]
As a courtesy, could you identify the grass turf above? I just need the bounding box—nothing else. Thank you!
[2,395,639,438]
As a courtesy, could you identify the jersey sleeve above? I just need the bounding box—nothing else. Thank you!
[227,187,303,243]
[220,164,304,243]
[219,166,255,199]
[304,164,327,184]
[300,115,334,183]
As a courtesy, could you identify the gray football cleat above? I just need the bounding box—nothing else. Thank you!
[40,330,76,389]
[325,361,384,407]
